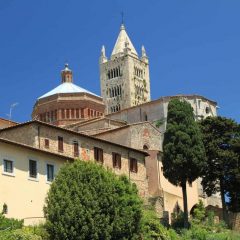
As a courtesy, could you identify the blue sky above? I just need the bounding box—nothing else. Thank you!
[0,0,239,123]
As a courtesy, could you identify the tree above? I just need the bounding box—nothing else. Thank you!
[44,160,143,240]
[227,138,240,213]
[162,99,206,228]
[200,116,240,221]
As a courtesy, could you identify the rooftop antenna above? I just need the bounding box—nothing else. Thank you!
[6,102,19,121]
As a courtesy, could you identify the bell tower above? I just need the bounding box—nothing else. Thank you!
[99,24,151,114]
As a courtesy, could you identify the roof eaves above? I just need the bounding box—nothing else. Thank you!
[0,120,149,156]
[0,138,74,161]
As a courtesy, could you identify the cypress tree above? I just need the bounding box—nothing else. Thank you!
[163,99,206,228]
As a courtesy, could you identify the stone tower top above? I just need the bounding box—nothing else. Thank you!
[111,24,138,57]
[61,63,73,83]
[100,24,151,114]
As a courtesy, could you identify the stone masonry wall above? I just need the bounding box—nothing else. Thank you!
[0,124,38,147]
[0,122,149,198]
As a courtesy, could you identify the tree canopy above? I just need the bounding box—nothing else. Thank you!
[200,116,240,218]
[44,160,143,240]
[162,99,206,228]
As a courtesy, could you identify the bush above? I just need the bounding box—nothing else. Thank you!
[0,213,23,230]
[141,208,173,240]
[44,160,143,240]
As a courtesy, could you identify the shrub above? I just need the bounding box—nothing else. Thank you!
[44,160,143,240]
[0,213,23,230]
[141,208,172,240]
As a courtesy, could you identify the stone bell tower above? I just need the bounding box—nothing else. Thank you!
[99,24,151,114]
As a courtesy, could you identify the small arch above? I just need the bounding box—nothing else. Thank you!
[190,204,198,216]
[143,144,149,150]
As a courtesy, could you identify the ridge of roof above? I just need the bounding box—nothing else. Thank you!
[0,118,19,124]
[0,120,149,156]
[92,121,161,136]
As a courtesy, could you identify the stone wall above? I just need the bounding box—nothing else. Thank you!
[0,122,149,198]
[0,124,38,147]
[229,212,240,231]
[94,122,162,151]
[107,95,218,133]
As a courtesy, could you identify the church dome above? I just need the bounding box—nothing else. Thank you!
[32,63,104,126]
[38,63,99,99]
[38,82,99,99]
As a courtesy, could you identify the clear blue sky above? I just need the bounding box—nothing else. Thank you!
[0,0,239,123]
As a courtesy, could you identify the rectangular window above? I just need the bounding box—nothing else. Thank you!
[73,141,79,157]
[130,158,138,173]
[94,147,103,163]
[3,159,13,173]
[112,153,121,169]
[45,139,49,148]
[58,136,63,152]
[29,160,37,178]
[47,164,54,182]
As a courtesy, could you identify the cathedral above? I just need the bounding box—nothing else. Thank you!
[0,23,221,225]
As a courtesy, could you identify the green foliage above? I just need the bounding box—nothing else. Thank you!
[2,203,8,214]
[155,119,165,128]
[163,99,206,227]
[0,213,23,230]
[141,208,172,240]
[0,227,45,240]
[192,200,206,224]
[44,160,143,240]
[163,99,206,186]
[200,116,240,215]
[171,212,184,230]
